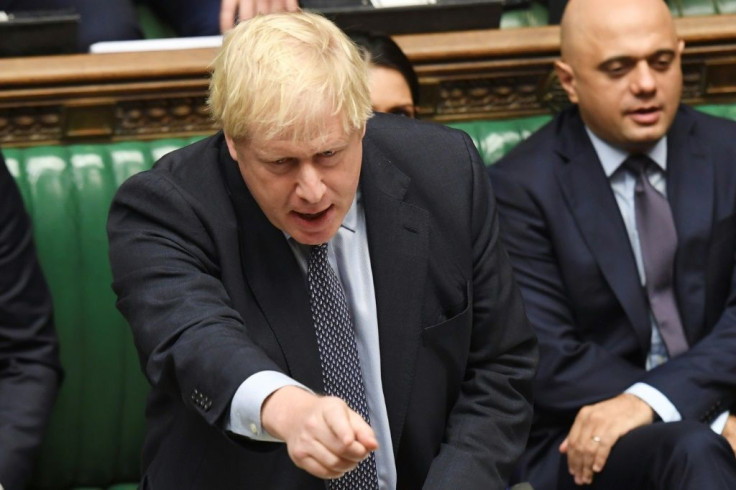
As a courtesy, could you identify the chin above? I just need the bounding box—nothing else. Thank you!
[291,228,339,246]
[624,129,667,149]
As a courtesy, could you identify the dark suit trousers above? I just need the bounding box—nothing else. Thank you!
[557,421,736,490]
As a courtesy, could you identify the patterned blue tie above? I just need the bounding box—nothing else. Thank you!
[307,243,379,489]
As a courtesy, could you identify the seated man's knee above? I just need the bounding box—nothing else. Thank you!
[662,421,731,464]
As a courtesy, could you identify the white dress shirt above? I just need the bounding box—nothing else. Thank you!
[227,190,397,489]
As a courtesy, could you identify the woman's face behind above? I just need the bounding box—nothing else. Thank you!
[368,65,415,118]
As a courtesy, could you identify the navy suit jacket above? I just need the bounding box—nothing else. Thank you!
[0,154,62,490]
[108,114,537,490]
[488,105,736,487]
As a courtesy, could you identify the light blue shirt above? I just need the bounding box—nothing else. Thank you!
[226,190,397,489]
[586,128,728,433]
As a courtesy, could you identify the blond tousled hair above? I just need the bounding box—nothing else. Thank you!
[208,11,373,142]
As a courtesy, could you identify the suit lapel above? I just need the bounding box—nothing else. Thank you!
[220,134,431,450]
[554,113,651,348]
[218,144,323,391]
[666,108,712,341]
[360,138,429,454]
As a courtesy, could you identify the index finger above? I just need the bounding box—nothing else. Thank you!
[348,409,378,452]
[322,403,374,462]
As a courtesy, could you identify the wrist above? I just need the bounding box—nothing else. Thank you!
[623,393,655,424]
[261,385,316,440]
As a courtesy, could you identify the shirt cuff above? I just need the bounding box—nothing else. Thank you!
[712,411,729,434]
[625,382,681,422]
[226,370,312,442]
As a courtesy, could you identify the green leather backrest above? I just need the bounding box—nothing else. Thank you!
[4,139,200,490]
[447,115,552,165]
[669,0,736,15]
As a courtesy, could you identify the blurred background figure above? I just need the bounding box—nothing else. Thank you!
[349,30,419,118]
[147,0,358,38]
[0,151,62,490]
[543,0,565,23]
[0,0,425,53]
[0,0,142,53]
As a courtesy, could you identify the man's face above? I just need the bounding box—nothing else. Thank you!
[225,114,364,245]
[556,3,684,152]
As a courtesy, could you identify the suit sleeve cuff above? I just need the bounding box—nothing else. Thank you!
[625,382,681,422]
[226,370,312,442]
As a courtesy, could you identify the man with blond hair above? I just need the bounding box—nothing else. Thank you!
[108,11,536,490]
[489,0,736,488]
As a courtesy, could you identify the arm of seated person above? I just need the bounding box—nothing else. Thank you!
[559,393,654,486]
[219,0,300,33]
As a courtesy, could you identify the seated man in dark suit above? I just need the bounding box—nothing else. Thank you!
[488,0,736,488]
[107,10,537,490]
[0,152,62,490]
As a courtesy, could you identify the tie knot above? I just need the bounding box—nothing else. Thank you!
[623,154,655,177]
[309,243,329,265]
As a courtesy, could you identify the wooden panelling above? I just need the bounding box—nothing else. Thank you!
[1,15,735,146]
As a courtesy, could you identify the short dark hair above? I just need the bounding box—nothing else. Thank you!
[347,30,419,105]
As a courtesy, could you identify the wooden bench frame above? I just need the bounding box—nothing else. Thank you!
[1,14,735,147]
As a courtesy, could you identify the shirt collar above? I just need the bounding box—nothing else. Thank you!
[585,127,668,178]
[341,189,360,234]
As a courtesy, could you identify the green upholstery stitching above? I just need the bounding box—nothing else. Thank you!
[5,139,200,490]
[448,115,552,165]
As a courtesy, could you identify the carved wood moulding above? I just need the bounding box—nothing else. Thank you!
[0,105,63,145]
[0,15,735,147]
[116,97,217,137]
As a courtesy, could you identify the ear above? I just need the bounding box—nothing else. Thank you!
[554,60,579,104]
[224,132,239,162]
[677,38,685,56]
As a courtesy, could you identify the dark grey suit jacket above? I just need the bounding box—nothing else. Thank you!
[0,153,62,490]
[489,105,736,488]
[108,114,537,489]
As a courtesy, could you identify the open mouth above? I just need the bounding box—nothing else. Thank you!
[294,206,331,221]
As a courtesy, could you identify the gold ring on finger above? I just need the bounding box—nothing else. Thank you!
[592,435,602,444]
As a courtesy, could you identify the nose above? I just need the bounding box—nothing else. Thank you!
[631,61,656,95]
[295,162,326,203]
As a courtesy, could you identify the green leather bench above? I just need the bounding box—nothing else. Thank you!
[4,139,201,490]
[5,104,735,489]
